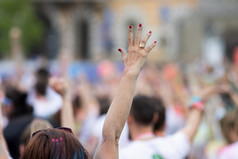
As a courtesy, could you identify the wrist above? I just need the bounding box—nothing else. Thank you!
[123,70,139,79]
[62,93,71,101]
[188,96,204,112]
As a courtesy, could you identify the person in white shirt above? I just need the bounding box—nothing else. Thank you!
[218,141,238,159]
[120,91,215,159]
[27,68,62,119]
[218,109,238,159]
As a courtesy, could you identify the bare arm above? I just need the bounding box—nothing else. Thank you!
[179,108,202,141]
[180,86,216,141]
[0,111,9,159]
[0,81,9,159]
[0,135,9,159]
[50,78,75,132]
[94,24,156,159]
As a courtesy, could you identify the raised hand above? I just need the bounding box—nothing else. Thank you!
[50,77,75,131]
[118,24,156,76]
[94,24,156,159]
[49,77,68,97]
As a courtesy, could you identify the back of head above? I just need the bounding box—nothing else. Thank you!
[35,79,48,96]
[30,119,53,138]
[35,68,49,96]
[20,119,53,156]
[130,95,156,126]
[220,110,238,144]
[151,97,166,132]
[234,109,238,139]
[36,68,49,81]
[98,96,110,115]
[21,128,88,159]
[5,87,33,118]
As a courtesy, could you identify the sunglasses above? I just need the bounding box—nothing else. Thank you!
[32,127,73,138]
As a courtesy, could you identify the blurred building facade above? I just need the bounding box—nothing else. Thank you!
[35,0,238,62]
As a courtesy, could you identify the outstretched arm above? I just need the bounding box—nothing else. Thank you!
[94,24,156,159]
[50,78,75,133]
[180,86,217,141]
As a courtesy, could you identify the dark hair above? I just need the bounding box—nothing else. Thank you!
[221,110,237,144]
[151,97,166,132]
[20,128,88,159]
[35,68,49,96]
[35,79,48,96]
[36,68,49,80]
[72,95,82,109]
[235,109,238,135]
[130,95,156,125]
[72,95,82,117]
[98,96,110,115]
[5,87,33,118]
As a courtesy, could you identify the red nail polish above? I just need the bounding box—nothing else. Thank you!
[118,48,122,52]
[129,25,132,29]
[139,23,142,27]
[149,31,152,34]
[154,41,157,44]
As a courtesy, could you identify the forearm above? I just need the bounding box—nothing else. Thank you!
[0,136,9,159]
[0,103,9,159]
[50,78,76,133]
[102,73,137,141]
[94,23,156,159]
[180,84,220,141]
[61,95,75,133]
[180,108,203,141]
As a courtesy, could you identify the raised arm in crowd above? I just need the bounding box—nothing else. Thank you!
[94,24,156,159]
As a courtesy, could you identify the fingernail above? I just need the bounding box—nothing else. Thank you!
[154,41,157,44]
[139,23,142,27]
[149,31,152,34]
[118,48,122,52]
[129,25,133,29]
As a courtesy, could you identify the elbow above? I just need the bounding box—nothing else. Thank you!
[101,127,120,145]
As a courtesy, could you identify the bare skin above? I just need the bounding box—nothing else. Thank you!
[180,85,220,141]
[0,79,9,159]
[50,78,76,133]
[93,24,156,159]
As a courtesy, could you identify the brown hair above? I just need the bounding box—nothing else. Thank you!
[30,119,53,138]
[220,110,238,144]
[20,128,88,159]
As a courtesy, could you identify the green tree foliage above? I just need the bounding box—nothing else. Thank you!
[0,0,44,56]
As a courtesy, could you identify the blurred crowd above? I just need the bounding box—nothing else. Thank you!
[1,47,238,159]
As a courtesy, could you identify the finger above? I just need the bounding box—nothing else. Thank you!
[118,48,126,58]
[145,41,157,53]
[134,23,142,46]
[140,31,152,47]
[128,25,133,46]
